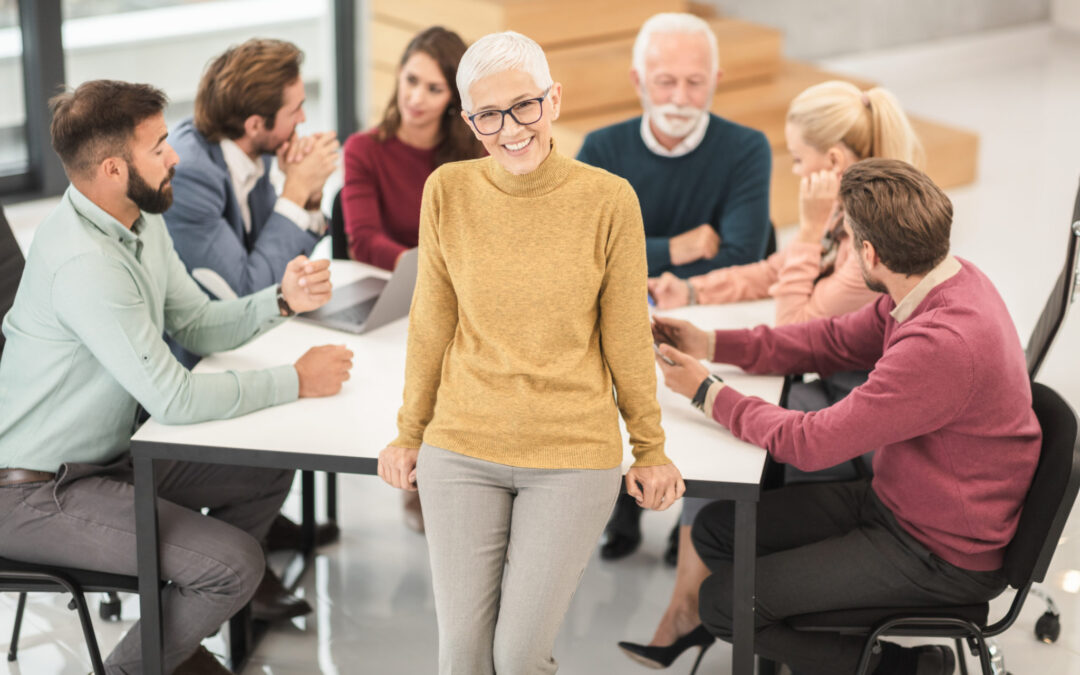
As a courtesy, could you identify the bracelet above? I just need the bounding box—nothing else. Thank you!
[276,284,295,317]
[691,374,722,411]
[685,279,697,306]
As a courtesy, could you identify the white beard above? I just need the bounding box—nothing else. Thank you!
[646,101,705,139]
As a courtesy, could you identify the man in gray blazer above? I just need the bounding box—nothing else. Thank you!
[165,38,338,300]
[164,38,342,619]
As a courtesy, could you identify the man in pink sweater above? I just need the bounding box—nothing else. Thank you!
[653,158,1041,675]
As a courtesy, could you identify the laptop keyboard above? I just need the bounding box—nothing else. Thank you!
[327,296,380,325]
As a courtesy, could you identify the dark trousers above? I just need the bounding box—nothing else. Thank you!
[691,480,1007,675]
[0,455,293,674]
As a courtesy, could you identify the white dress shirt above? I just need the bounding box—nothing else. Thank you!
[219,138,326,236]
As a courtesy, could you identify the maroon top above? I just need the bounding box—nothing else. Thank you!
[709,258,1041,571]
[342,130,437,270]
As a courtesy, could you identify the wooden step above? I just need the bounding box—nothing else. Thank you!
[370,0,687,50]
[712,61,876,149]
[371,16,782,119]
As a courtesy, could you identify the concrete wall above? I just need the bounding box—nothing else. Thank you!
[1054,0,1080,31]
[700,0,1052,59]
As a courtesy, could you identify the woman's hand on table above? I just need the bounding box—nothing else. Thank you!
[378,445,419,492]
[295,345,353,397]
[654,343,711,399]
[651,316,710,360]
[647,273,690,309]
[625,462,685,511]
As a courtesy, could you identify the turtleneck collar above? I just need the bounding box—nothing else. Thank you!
[485,141,572,198]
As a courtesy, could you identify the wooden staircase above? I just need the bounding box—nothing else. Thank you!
[367,0,978,226]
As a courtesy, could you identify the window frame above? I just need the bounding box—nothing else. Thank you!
[1,0,360,202]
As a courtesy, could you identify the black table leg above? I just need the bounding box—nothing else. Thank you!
[134,455,164,675]
[228,604,252,672]
[301,470,316,556]
[326,472,338,523]
[733,499,757,675]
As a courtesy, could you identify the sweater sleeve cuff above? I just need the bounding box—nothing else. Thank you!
[710,384,745,427]
[629,444,671,468]
[390,433,423,450]
[713,329,754,366]
[703,381,725,418]
[645,237,672,272]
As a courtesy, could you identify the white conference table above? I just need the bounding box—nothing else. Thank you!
[131,261,782,675]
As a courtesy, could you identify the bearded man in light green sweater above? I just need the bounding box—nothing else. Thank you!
[376,30,686,675]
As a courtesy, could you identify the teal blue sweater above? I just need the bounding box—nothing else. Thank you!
[576,114,771,277]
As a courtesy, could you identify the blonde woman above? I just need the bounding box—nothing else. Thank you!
[649,81,923,324]
[376,31,685,674]
[620,81,923,671]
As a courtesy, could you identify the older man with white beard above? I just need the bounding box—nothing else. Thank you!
[577,12,771,280]
[577,12,772,563]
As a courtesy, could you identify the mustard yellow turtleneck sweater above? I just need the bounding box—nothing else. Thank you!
[391,146,668,469]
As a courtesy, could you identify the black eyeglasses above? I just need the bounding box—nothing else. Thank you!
[466,88,551,136]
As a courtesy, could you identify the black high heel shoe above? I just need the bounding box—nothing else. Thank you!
[617,625,714,674]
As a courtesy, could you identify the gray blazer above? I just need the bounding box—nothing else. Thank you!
[164,118,319,298]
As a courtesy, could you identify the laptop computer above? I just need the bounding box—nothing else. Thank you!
[299,248,418,334]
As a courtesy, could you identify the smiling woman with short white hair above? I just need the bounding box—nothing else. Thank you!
[377,30,686,674]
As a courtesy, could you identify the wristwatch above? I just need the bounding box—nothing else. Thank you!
[276,285,295,317]
[684,279,697,306]
[691,374,722,411]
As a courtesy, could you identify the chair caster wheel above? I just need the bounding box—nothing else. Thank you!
[1035,610,1060,643]
[99,594,122,621]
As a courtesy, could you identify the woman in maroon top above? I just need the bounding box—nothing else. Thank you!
[342,26,484,270]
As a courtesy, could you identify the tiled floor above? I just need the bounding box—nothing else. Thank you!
[4,20,1080,675]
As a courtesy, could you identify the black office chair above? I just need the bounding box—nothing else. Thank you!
[1025,177,1080,379]
[764,220,778,258]
[0,204,25,358]
[330,188,349,260]
[768,382,1080,675]
[1,556,140,673]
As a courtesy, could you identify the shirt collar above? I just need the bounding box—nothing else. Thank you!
[220,138,265,185]
[640,111,709,158]
[67,184,146,240]
[889,255,963,323]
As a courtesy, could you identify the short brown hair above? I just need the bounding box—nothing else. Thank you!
[49,80,168,179]
[194,38,303,142]
[839,158,952,275]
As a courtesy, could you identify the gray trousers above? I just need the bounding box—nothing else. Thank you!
[691,480,1007,675]
[0,454,292,674]
[416,444,621,675]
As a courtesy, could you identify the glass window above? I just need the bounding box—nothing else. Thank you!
[64,1,220,20]
[60,0,334,136]
[0,0,28,175]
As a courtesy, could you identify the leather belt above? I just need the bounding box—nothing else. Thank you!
[0,468,56,486]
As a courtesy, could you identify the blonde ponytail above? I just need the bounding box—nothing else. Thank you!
[787,81,924,168]
[865,87,924,168]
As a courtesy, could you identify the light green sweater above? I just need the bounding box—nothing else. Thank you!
[393,147,668,469]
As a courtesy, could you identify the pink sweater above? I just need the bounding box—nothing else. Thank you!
[709,258,1041,571]
[692,225,879,326]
